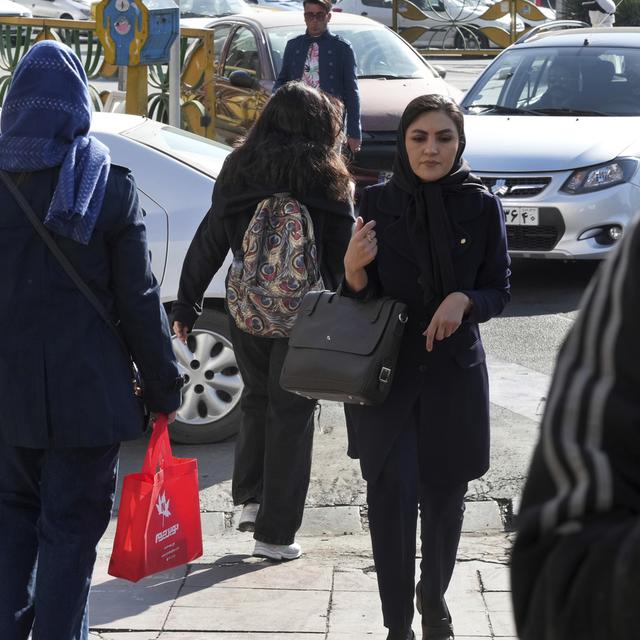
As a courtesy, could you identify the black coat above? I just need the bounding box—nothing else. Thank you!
[172,185,354,329]
[345,181,510,484]
[0,166,182,448]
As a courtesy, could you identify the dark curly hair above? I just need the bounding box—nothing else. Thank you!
[219,82,353,203]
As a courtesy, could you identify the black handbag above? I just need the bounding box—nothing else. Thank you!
[280,290,408,405]
[0,170,150,427]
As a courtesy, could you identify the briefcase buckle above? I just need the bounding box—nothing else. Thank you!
[379,367,391,383]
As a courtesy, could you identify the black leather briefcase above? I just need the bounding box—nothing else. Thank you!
[280,291,408,405]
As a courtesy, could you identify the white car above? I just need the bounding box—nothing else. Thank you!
[0,0,31,16]
[91,113,240,443]
[461,26,640,260]
[332,0,524,48]
[14,0,91,19]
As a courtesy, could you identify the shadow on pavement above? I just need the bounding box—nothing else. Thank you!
[90,554,269,628]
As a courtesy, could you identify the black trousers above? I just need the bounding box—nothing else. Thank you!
[229,320,316,545]
[367,421,467,632]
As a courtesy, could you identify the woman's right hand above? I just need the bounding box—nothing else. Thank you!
[344,217,377,292]
[172,321,190,344]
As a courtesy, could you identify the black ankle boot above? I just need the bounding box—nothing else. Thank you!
[421,623,453,640]
[416,581,454,640]
[386,628,415,640]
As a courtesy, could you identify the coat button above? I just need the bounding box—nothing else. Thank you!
[460,238,467,245]
[419,364,428,373]
[329,61,333,66]
[328,49,333,53]
[330,74,334,79]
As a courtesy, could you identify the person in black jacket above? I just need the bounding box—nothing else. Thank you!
[172,82,354,561]
[0,42,181,640]
[342,94,511,640]
[511,214,640,639]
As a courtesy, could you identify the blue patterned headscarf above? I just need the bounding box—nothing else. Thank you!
[0,40,110,244]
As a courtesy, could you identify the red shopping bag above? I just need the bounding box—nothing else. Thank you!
[108,414,203,582]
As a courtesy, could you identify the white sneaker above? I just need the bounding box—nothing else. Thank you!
[238,502,260,532]
[253,540,302,561]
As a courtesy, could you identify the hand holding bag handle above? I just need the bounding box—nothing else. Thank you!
[142,414,174,475]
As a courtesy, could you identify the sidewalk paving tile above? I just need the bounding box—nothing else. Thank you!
[478,563,511,592]
[184,557,333,591]
[484,591,517,637]
[461,501,504,532]
[329,589,384,634]
[490,610,518,637]
[447,563,492,637]
[89,561,184,630]
[164,586,330,632]
[326,633,387,640]
[98,635,323,640]
[333,568,379,592]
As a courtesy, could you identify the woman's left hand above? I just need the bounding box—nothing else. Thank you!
[423,292,472,352]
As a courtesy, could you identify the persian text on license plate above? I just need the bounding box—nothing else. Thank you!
[504,207,539,226]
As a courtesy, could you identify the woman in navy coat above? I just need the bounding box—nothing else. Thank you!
[0,42,182,639]
[343,95,510,640]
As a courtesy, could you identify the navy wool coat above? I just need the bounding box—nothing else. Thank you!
[273,29,361,140]
[0,166,181,449]
[345,181,511,484]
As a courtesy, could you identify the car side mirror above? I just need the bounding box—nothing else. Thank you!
[433,65,447,79]
[229,70,260,90]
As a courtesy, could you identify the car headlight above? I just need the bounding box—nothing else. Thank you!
[561,158,639,194]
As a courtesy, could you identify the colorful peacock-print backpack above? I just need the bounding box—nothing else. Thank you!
[226,193,324,337]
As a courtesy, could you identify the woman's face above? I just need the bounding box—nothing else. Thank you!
[405,110,460,182]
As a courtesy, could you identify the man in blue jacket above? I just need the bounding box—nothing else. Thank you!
[273,0,362,155]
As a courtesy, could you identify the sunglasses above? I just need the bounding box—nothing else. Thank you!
[304,10,328,19]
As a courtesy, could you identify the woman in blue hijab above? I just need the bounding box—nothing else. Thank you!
[0,41,182,639]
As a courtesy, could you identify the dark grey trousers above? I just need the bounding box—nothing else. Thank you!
[229,319,316,545]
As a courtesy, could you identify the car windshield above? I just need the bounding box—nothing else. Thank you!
[266,24,435,79]
[181,0,248,18]
[123,121,231,178]
[463,46,640,117]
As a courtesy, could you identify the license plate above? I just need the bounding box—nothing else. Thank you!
[503,207,539,226]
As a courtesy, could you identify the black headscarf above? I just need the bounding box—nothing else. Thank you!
[391,95,486,306]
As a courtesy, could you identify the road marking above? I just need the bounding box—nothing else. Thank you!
[487,357,551,422]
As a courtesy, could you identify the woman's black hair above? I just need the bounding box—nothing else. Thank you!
[219,82,353,202]
[401,94,465,149]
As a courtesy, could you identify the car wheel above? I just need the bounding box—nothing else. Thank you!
[454,28,490,50]
[170,307,243,444]
[60,12,73,18]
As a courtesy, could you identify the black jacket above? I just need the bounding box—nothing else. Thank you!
[172,182,354,329]
[344,181,510,483]
[511,214,640,640]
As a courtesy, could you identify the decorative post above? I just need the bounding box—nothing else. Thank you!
[95,0,179,118]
